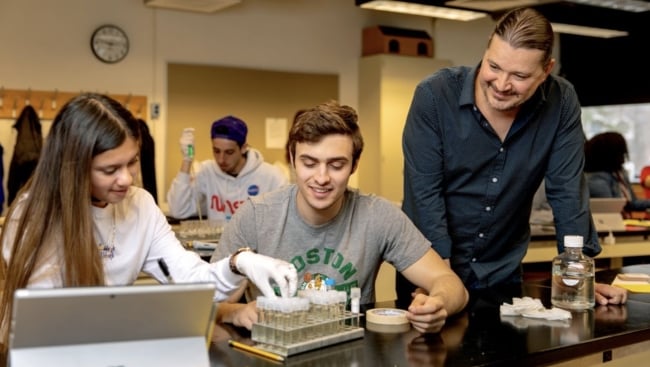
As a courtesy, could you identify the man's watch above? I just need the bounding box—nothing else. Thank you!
[229,247,255,276]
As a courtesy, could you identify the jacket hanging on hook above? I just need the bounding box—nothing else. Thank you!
[0,143,4,214]
[138,118,158,204]
[7,105,42,206]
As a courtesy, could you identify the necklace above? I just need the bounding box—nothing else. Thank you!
[97,205,116,259]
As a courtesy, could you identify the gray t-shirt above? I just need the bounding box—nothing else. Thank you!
[211,185,430,304]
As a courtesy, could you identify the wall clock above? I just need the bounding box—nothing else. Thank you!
[90,24,129,64]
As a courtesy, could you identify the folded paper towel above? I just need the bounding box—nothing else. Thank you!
[500,297,572,321]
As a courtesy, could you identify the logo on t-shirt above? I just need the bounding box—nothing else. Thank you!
[298,272,359,296]
[300,272,333,292]
[248,185,260,196]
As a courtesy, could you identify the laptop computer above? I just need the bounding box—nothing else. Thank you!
[590,197,627,232]
[8,282,217,367]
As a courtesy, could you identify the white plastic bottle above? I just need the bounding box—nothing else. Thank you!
[551,235,595,310]
[350,287,361,327]
[350,287,360,314]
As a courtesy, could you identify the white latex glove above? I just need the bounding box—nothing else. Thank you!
[235,251,298,298]
[179,127,195,161]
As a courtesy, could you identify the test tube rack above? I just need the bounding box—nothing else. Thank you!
[251,308,364,357]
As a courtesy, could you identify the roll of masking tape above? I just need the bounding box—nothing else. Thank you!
[365,308,410,333]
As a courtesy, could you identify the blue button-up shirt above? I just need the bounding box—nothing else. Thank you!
[402,64,600,288]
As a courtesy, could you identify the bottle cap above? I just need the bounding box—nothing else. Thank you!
[350,287,361,298]
[564,235,584,248]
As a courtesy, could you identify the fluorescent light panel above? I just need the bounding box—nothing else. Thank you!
[565,0,650,13]
[143,0,241,13]
[551,22,629,38]
[359,0,488,21]
[445,0,547,12]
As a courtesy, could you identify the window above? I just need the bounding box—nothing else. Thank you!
[582,103,650,183]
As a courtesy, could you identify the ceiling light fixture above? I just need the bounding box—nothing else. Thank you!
[143,0,241,13]
[565,0,650,13]
[444,0,549,12]
[358,0,488,21]
[550,22,629,38]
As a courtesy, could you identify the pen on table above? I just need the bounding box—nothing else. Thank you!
[157,258,174,284]
[228,339,285,363]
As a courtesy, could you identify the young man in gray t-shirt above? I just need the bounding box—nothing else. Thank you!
[211,101,468,334]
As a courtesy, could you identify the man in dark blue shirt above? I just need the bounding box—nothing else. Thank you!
[398,7,627,306]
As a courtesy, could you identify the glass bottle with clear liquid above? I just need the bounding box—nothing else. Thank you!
[551,235,595,310]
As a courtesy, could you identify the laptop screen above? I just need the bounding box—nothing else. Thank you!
[589,198,627,232]
[9,283,217,367]
[589,197,627,214]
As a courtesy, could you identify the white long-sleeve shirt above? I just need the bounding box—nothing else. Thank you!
[2,186,244,301]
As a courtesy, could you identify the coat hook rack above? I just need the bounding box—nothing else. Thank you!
[38,99,45,118]
[0,88,147,120]
[125,93,133,110]
[51,89,58,110]
[25,88,31,106]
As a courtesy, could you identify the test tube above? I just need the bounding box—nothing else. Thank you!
[336,291,347,330]
[326,291,337,334]
[187,144,194,159]
[253,296,267,343]
[312,294,326,337]
[297,297,310,341]
[266,298,277,346]
[277,299,290,346]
